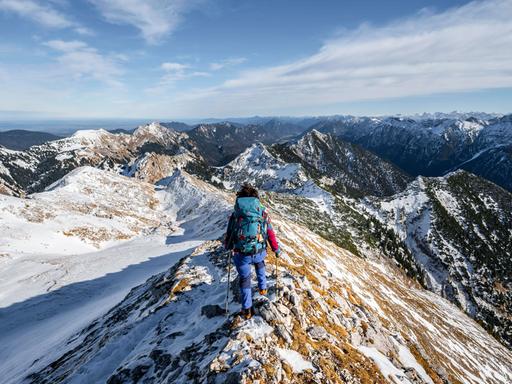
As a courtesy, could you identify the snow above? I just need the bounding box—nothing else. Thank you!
[1,150,512,383]
[72,128,109,140]
[394,342,434,384]
[219,143,308,192]
[55,152,74,161]
[238,316,274,340]
[294,179,334,214]
[0,161,10,176]
[276,348,314,373]
[357,346,411,383]
[132,122,178,145]
[0,169,232,383]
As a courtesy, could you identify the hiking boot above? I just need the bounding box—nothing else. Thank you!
[241,307,253,320]
[259,289,267,296]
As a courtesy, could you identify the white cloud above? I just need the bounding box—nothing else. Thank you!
[145,61,209,94]
[168,0,512,116]
[0,0,92,35]
[161,62,189,72]
[74,26,95,36]
[0,0,72,28]
[89,0,204,44]
[209,57,247,71]
[43,40,124,87]
[44,40,88,52]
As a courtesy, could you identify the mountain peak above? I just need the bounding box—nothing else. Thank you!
[69,129,114,145]
[72,128,110,138]
[132,122,180,147]
[133,122,174,136]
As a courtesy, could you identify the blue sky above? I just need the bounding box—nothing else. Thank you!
[0,0,511,119]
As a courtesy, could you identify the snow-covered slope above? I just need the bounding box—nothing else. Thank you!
[0,169,228,384]
[361,170,512,348]
[5,171,510,384]
[0,167,175,306]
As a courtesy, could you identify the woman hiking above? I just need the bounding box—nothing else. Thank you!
[224,184,282,319]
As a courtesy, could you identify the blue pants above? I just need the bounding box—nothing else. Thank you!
[233,250,267,309]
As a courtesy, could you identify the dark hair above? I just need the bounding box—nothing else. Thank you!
[236,183,259,198]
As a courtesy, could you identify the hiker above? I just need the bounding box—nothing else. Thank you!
[224,183,282,319]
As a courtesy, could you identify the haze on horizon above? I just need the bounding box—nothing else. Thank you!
[1,0,511,120]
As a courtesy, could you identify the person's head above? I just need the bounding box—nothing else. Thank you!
[236,183,259,199]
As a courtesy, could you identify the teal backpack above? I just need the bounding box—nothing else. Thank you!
[232,197,267,254]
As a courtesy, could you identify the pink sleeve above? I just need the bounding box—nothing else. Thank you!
[267,224,279,252]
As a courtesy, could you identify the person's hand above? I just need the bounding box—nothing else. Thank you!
[275,249,282,258]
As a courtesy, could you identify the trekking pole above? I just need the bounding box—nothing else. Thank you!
[275,252,279,302]
[225,250,233,316]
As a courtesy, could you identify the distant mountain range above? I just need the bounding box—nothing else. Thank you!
[0,130,61,150]
[312,114,512,192]
[2,112,510,192]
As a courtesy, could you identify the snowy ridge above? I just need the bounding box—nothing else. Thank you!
[5,171,510,384]
[215,143,308,191]
[0,166,167,257]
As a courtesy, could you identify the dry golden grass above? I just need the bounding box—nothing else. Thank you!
[63,226,131,246]
[20,206,56,223]
[171,278,190,295]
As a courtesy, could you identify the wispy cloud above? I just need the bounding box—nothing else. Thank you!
[209,57,247,71]
[0,0,92,35]
[43,40,124,87]
[89,0,205,44]
[74,26,95,36]
[145,61,209,94]
[161,62,189,72]
[169,0,512,116]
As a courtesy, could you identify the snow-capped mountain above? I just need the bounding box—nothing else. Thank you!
[313,114,512,192]
[186,121,307,165]
[0,122,200,196]
[214,130,411,199]
[2,168,511,384]
[213,143,309,192]
[270,130,412,197]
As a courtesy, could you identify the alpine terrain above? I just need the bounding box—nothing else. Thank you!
[0,119,511,384]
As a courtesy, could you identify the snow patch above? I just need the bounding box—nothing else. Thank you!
[276,348,315,373]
